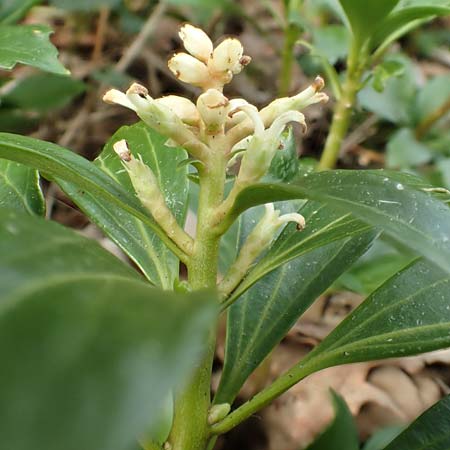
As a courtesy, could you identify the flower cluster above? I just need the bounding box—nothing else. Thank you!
[103,24,329,251]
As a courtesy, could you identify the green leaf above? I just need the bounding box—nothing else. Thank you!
[312,25,350,65]
[215,202,375,403]
[2,73,86,112]
[386,128,433,169]
[49,0,121,11]
[0,208,216,450]
[0,25,68,74]
[338,0,400,42]
[299,258,450,373]
[358,54,417,124]
[383,395,450,449]
[414,74,450,125]
[0,132,182,260]
[0,0,42,24]
[58,122,189,288]
[225,170,450,274]
[370,6,450,51]
[304,391,359,450]
[363,426,404,450]
[372,60,405,92]
[0,159,45,215]
[337,238,415,295]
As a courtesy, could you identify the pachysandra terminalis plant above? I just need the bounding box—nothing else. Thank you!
[2,19,450,450]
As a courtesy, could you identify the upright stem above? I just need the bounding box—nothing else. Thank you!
[279,0,303,97]
[318,41,366,170]
[167,151,226,450]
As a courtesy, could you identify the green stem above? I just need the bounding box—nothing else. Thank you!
[279,23,302,97]
[318,41,366,170]
[210,354,328,436]
[167,152,226,450]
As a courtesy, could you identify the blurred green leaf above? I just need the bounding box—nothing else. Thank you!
[0,25,68,74]
[338,0,400,42]
[312,25,350,64]
[49,0,121,11]
[0,0,42,24]
[305,391,359,450]
[359,55,417,124]
[363,426,404,450]
[383,395,450,449]
[2,73,85,112]
[414,74,450,125]
[59,122,189,288]
[0,160,44,215]
[0,208,216,450]
[372,60,405,92]
[386,128,433,169]
[438,159,450,189]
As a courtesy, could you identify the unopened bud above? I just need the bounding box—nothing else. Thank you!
[197,89,230,134]
[155,95,200,126]
[208,403,231,425]
[179,23,213,63]
[210,38,248,74]
[113,139,131,162]
[168,53,210,87]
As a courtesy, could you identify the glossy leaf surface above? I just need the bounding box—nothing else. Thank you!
[0,132,180,257]
[0,208,216,450]
[59,123,189,288]
[0,159,45,215]
[0,25,68,74]
[301,259,450,372]
[227,170,450,274]
[215,202,376,403]
[383,395,450,449]
[304,392,359,450]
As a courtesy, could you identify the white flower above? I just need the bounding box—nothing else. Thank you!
[196,89,230,134]
[210,38,249,74]
[259,203,306,237]
[179,24,213,63]
[236,107,306,184]
[168,53,210,87]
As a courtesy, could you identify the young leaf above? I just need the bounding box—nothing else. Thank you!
[382,395,450,449]
[224,170,450,274]
[338,0,400,43]
[304,391,359,450]
[370,5,450,51]
[59,123,189,288]
[0,160,45,215]
[215,202,376,403]
[0,25,68,74]
[0,208,216,450]
[0,132,183,259]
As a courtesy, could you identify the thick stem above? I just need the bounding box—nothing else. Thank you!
[318,42,365,170]
[167,152,226,450]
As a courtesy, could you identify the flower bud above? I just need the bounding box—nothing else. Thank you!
[179,24,213,63]
[210,38,249,74]
[155,95,200,126]
[196,89,230,134]
[238,110,306,184]
[227,98,250,127]
[168,52,210,87]
[208,403,231,425]
[260,76,328,125]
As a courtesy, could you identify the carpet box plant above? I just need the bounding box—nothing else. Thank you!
[1,1,450,449]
